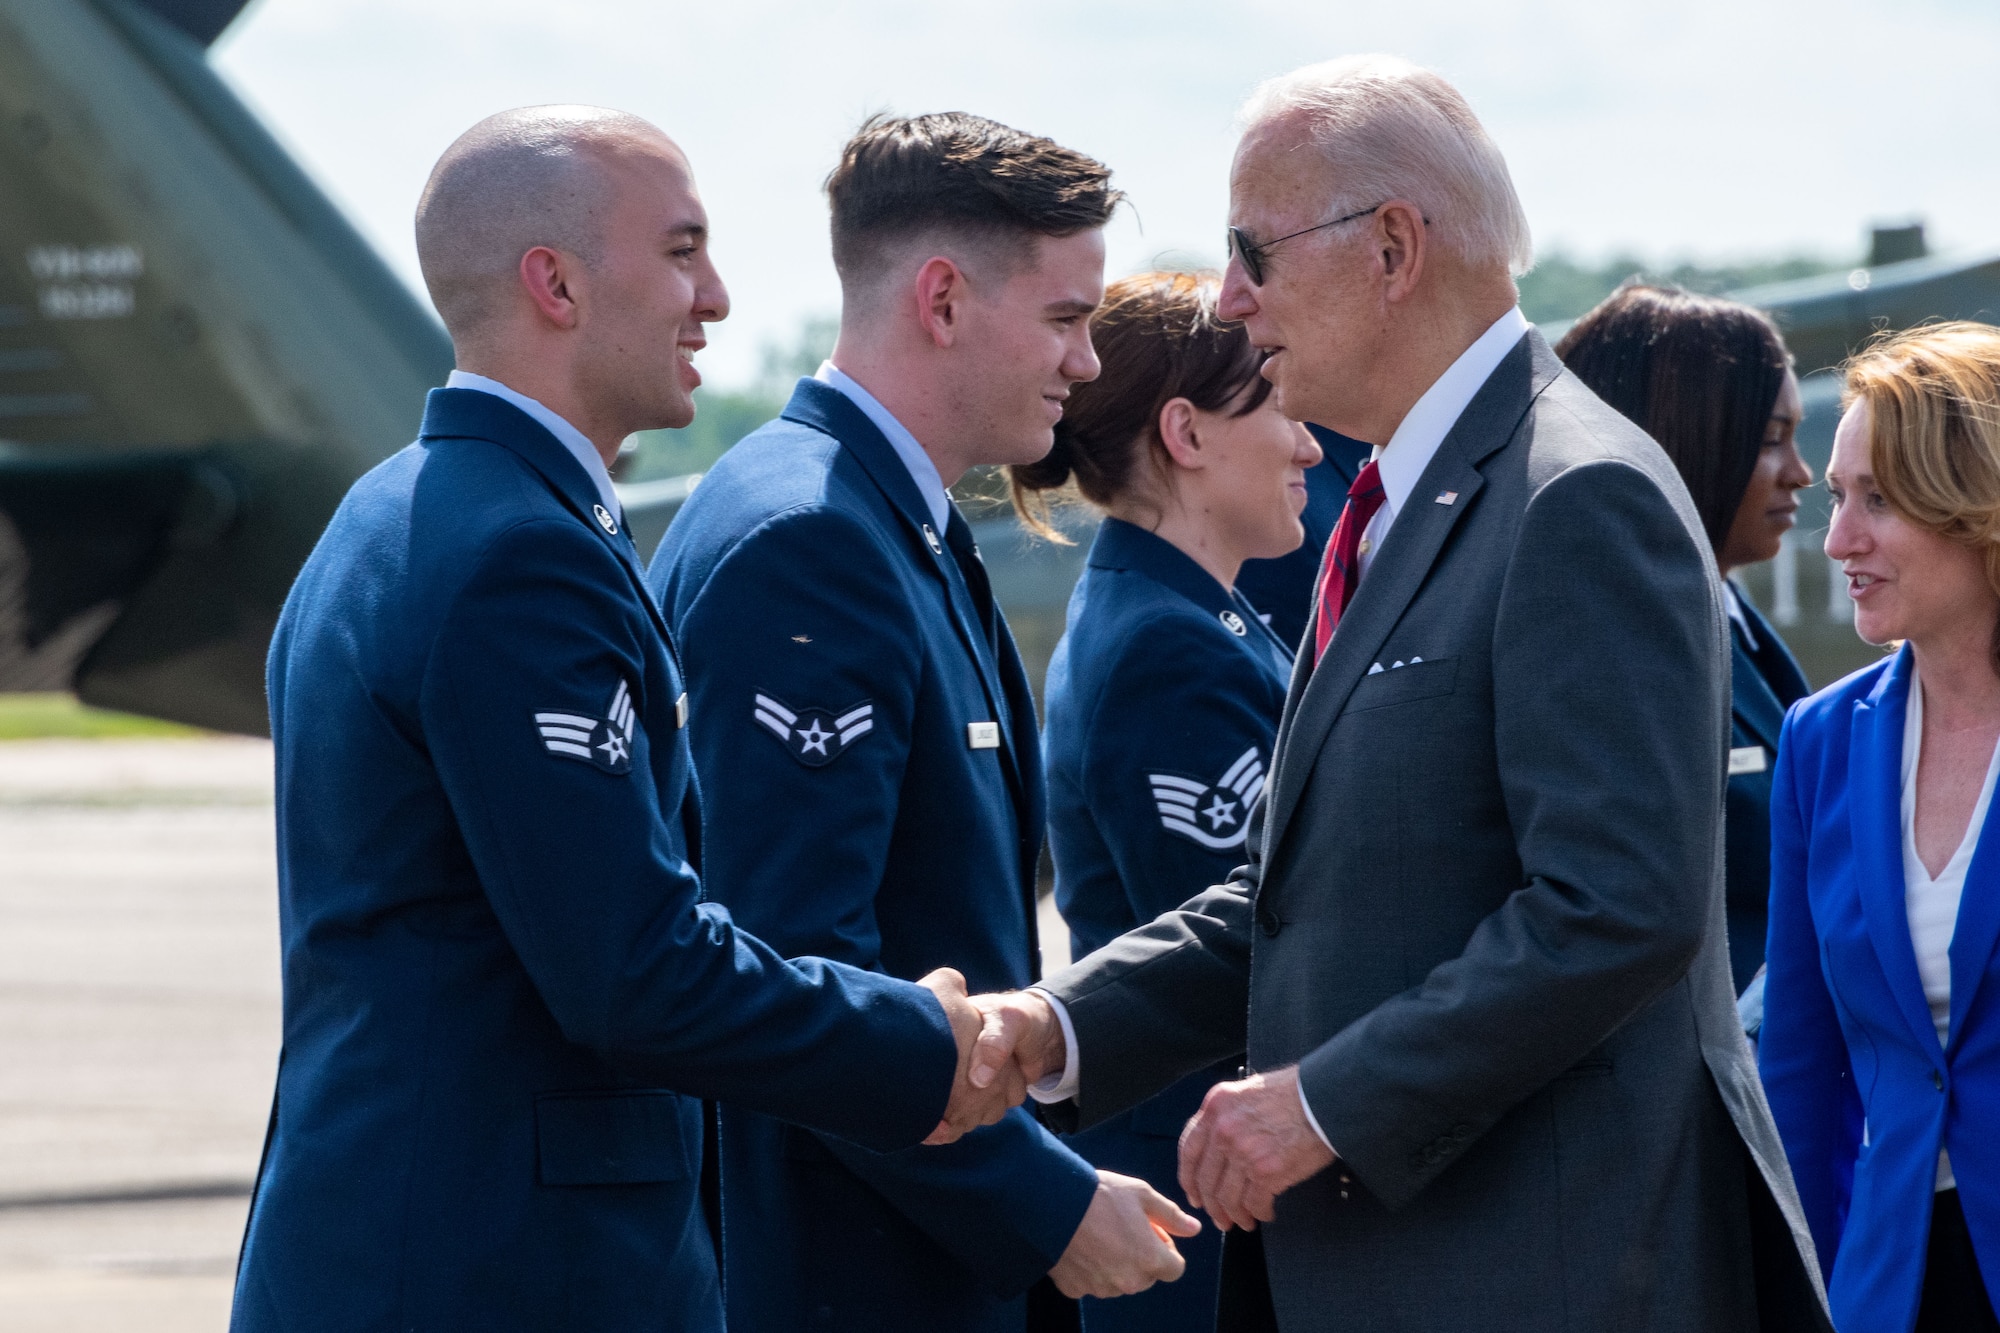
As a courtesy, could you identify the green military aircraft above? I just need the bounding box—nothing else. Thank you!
[1,0,1992,732]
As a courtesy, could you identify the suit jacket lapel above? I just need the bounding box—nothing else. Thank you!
[1262,333,1547,867]
[1950,816,2000,1052]
[1848,647,1940,1052]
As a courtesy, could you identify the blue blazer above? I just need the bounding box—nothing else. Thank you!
[1725,586,1811,991]
[1232,424,1370,648]
[647,378,1097,1333]
[1762,644,2000,1332]
[240,388,956,1333]
[1042,518,1293,1332]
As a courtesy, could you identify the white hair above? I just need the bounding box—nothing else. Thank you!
[1240,56,1533,276]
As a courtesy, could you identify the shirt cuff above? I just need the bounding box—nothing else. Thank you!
[1025,988,1081,1104]
[1296,1073,1334,1153]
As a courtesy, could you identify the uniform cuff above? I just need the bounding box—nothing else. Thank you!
[1025,988,1080,1104]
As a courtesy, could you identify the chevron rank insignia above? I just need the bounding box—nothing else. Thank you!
[1150,745,1266,850]
[534,678,639,775]
[753,691,874,768]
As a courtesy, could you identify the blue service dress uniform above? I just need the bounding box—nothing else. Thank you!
[647,377,1099,1333]
[1233,424,1370,648]
[1723,582,1810,992]
[1042,516,1295,1333]
[239,388,958,1333]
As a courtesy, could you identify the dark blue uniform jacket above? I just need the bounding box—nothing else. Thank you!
[647,378,1098,1333]
[1725,584,1810,991]
[1041,517,1293,1332]
[239,388,956,1333]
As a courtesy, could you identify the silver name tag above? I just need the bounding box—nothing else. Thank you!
[1728,745,1767,776]
[966,721,1000,750]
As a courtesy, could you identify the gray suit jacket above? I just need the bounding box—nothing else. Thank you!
[1041,332,1831,1332]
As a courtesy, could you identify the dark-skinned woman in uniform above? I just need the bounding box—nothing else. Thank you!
[1008,270,1320,1333]
[1555,284,1814,1011]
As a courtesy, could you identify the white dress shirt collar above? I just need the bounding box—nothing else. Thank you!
[1358,306,1530,578]
[1371,305,1532,521]
[445,370,621,520]
[816,361,953,533]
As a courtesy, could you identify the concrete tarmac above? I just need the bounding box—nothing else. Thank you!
[0,739,278,1332]
[0,736,1075,1330]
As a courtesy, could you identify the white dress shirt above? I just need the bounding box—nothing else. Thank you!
[1900,669,2000,1191]
[1029,306,1535,1152]
[445,370,622,520]
[816,361,952,533]
[1357,305,1532,579]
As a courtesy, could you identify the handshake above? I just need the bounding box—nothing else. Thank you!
[918,969,1338,1294]
[915,971,1196,1299]
[915,969,1069,1143]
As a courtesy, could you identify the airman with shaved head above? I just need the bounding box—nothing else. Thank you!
[241,108,1013,1333]
[415,105,724,456]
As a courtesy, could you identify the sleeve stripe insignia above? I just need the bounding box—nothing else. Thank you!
[533,680,640,775]
[755,691,875,767]
[753,693,796,741]
[835,704,874,744]
[1148,745,1265,850]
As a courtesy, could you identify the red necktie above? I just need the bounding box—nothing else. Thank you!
[1312,460,1386,664]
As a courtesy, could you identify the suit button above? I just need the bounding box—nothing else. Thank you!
[1257,907,1281,937]
[1934,1070,1945,1092]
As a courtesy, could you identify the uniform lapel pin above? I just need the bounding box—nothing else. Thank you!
[593,504,619,534]
[922,523,943,555]
[1434,491,1458,506]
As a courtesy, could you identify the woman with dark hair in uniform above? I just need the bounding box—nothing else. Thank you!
[1009,270,1320,1333]
[1555,284,1813,998]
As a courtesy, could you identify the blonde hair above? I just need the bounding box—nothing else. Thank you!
[1843,321,2000,597]
[1240,55,1533,276]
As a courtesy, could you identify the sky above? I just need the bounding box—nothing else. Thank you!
[210,0,2000,387]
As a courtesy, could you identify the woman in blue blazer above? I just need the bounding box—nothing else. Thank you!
[1557,284,1814,993]
[1762,322,2000,1332]
[1009,271,1319,1333]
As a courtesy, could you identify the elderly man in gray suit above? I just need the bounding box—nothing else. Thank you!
[963,56,1833,1332]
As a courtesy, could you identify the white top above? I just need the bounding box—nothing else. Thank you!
[1901,668,2000,1191]
[816,361,953,533]
[445,370,622,520]
[1031,306,1533,1155]
[1358,306,1531,578]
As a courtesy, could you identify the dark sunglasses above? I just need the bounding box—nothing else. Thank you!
[1228,203,1413,285]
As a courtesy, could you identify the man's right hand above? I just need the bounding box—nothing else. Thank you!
[965,988,1067,1093]
[1050,1170,1201,1299]
[919,968,1025,1145]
